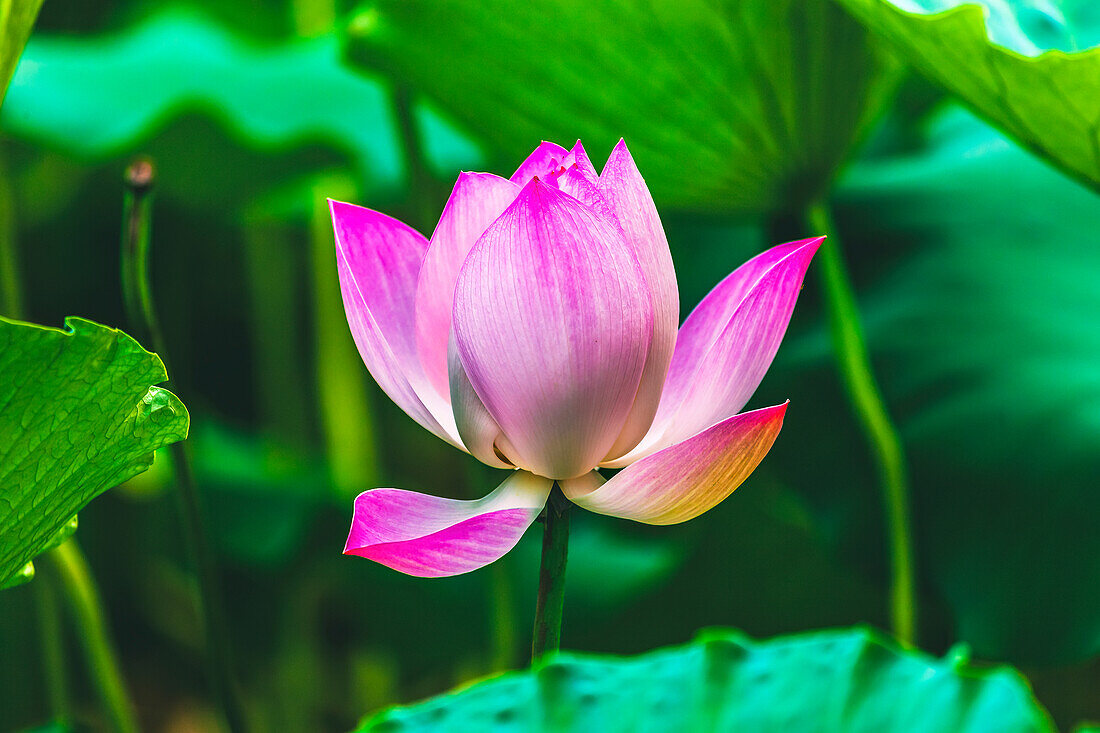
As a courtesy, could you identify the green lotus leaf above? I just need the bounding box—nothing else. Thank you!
[836,0,1100,192]
[354,627,1052,732]
[0,317,188,588]
[344,0,899,213]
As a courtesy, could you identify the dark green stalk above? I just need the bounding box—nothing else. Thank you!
[806,200,917,646]
[0,149,22,318]
[36,566,71,725]
[121,158,247,731]
[44,541,138,733]
[531,485,570,662]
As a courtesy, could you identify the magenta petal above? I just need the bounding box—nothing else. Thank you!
[568,140,598,182]
[510,141,569,185]
[415,172,520,397]
[453,180,653,479]
[608,237,821,467]
[331,199,458,446]
[344,471,552,577]
[565,403,788,524]
[597,140,680,460]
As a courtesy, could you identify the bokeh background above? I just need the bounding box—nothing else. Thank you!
[2,0,1099,730]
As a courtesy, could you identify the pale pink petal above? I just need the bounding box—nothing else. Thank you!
[606,238,821,467]
[509,141,569,185]
[344,471,552,577]
[415,172,520,397]
[564,403,788,524]
[597,140,680,461]
[453,179,653,480]
[448,332,512,469]
[331,199,459,446]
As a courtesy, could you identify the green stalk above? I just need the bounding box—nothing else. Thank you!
[0,148,21,318]
[121,159,247,731]
[44,541,138,733]
[806,200,916,645]
[531,485,570,662]
[36,566,71,724]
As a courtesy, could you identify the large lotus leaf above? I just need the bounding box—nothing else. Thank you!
[771,107,1100,663]
[0,7,480,200]
[344,0,899,213]
[836,0,1100,192]
[0,0,41,108]
[354,627,1052,732]
[0,317,188,588]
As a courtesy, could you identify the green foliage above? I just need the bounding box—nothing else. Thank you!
[0,0,43,107]
[355,627,1053,732]
[774,108,1100,663]
[345,0,899,213]
[837,0,1100,192]
[0,317,188,588]
[0,7,480,202]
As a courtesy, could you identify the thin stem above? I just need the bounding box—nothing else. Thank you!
[36,568,70,724]
[45,541,138,733]
[806,200,916,646]
[121,159,247,731]
[531,485,570,662]
[0,147,22,319]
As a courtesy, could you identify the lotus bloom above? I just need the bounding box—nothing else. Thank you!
[331,140,820,577]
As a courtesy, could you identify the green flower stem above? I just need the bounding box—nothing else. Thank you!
[806,200,917,646]
[0,148,21,318]
[36,568,71,724]
[531,485,570,662]
[45,541,138,733]
[121,159,247,731]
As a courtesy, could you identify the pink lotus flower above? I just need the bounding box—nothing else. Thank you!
[331,140,821,577]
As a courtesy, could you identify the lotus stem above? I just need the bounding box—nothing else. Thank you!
[806,199,917,646]
[36,565,71,724]
[45,541,138,733]
[121,158,247,731]
[0,148,21,319]
[531,484,570,662]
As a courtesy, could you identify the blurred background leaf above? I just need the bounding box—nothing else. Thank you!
[0,0,43,107]
[345,0,900,213]
[356,627,1054,732]
[769,106,1100,664]
[837,0,1100,192]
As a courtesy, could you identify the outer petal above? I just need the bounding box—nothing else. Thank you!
[453,179,653,480]
[415,172,520,397]
[607,237,821,467]
[331,199,458,446]
[598,140,680,460]
[564,403,788,524]
[344,471,552,577]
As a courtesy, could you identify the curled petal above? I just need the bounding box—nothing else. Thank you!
[609,237,821,467]
[331,199,458,446]
[598,139,680,460]
[344,471,552,577]
[510,141,569,185]
[565,403,788,524]
[453,180,653,479]
[416,173,520,397]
